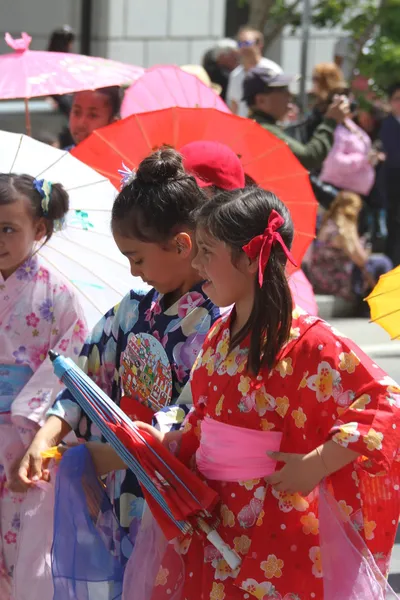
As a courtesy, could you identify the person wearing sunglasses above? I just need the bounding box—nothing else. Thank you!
[226,26,282,118]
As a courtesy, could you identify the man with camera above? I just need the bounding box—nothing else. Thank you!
[243,66,350,172]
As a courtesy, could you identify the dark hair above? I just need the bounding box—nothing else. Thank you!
[47,26,75,53]
[0,174,69,243]
[72,86,122,120]
[97,86,122,119]
[388,82,400,99]
[112,147,207,242]
[195,187,294,374]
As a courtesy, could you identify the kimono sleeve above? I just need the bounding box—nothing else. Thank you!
[48,304,120,429]
[301,321,399,474]
[12,285,88,425]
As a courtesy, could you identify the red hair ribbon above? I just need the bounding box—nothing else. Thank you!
[242,209,297,287]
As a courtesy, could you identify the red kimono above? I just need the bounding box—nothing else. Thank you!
[154,309,400,600]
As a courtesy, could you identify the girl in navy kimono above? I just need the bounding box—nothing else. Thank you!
[13,148,222,535]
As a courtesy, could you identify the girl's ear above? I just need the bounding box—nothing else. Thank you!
[34,218,48,242]
[245,254,259,275]
[174,232,193,257]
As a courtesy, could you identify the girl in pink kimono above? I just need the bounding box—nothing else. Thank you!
[0,174,87,599]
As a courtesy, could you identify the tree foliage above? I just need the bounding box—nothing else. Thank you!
[242,0,400,91]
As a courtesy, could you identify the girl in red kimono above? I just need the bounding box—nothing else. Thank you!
[92,187,400,599]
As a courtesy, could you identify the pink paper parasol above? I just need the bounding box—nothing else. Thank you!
[120,65,230,118]
[0,32,144,134]
[289,268,318,315]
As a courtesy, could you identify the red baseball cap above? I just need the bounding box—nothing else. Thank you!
[180,141,245,191]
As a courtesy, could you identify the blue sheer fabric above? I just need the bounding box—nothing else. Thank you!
[52,445,132,599]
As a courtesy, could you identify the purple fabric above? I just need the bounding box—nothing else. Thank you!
[122,506,184,600]
[319,483,399,600]
[52,445,132,600]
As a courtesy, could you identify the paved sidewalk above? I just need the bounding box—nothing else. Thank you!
[326,317,400,358]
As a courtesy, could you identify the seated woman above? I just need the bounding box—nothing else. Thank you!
[308,191,392,311]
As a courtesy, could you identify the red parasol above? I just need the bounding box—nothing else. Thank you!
[72,107,317,271]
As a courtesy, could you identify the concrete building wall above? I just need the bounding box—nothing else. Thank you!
[1,0,343,72]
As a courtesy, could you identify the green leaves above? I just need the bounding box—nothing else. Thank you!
[240,0,399,93]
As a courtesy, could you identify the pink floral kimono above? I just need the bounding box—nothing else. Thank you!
[0,255,87,599]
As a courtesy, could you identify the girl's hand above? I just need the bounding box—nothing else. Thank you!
[8,439,52,493]
[134,421,182,454]
[133,421,165,444]
[266,442,360,496]
[265,451,326,496]
[8,415,72,492]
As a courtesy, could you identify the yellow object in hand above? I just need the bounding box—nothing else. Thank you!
[40,446,63,461]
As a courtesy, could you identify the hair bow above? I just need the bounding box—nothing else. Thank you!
[33,178,52,216]
[33,178,65,231]
[118,163,137,189]
[242,209,297,287]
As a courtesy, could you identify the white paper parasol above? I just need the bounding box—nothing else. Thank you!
[0,130,148,327]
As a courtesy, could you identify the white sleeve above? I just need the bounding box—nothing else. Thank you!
[226,70,239,108]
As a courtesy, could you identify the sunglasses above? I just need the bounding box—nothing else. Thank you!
[238,40,257,49]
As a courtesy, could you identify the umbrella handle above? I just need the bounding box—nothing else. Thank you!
[24,98,32,137]
[196,518,241,570]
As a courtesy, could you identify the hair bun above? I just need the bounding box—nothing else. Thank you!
[136,147,186,185]
[46,182,69,221]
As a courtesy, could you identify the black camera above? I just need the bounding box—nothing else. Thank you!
[349,100,358,113]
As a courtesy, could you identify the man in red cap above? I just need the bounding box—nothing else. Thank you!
[179,140,245,192]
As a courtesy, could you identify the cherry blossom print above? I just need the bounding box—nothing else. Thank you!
[12,346,28,364]
[59,338,70,352]
[25,312,40,328]
[28,344,49,369]
[4,531,17,544]
[39,298,55,322]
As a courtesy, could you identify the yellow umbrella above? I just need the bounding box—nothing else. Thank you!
[366,265,400,339]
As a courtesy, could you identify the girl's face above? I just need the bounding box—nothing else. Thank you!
[69,91,114,145]
[113,230,196,295]
[0,196,46,279]
[193,228,255,308]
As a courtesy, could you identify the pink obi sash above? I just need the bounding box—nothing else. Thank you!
[123,414,399,600]
[196,417,282,481]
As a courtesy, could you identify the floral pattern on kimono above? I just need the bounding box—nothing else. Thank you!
[154,309,400,600]
[0,255,87,597]
[49,283,221,533]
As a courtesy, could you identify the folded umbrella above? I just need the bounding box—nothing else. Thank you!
[50,351,241,569]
